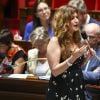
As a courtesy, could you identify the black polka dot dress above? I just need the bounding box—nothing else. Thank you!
[46,56,85,100]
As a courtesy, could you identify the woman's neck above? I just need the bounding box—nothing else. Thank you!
[38,53,47,64]
[40,20,49,30]
[39,53,46,58]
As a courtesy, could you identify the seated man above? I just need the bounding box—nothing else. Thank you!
[82,23,100,100]
[68,0,100,30]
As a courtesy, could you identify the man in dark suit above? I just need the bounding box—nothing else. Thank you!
[82,23,100,84]
[68,0,100,29]
[82,23,100,100]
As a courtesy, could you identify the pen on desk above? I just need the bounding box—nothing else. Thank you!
[13,58,47,67]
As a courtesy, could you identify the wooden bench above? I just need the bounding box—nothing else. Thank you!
[86,84,100,100]
[0,77,48,100]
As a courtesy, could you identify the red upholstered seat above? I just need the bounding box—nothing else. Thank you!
[4,18,20,36]
[0,0,8,7]
[84,0,95,10]
[26,16,33,23]
[52,0,69,8]
[26,0,36,8]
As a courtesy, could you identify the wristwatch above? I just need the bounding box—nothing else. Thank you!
[66,59,72,67]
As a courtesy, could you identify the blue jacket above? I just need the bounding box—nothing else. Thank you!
[23,21,53,41]
[89,17,100,25]
[82,47,100,84]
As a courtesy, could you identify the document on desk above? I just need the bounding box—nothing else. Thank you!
[38,76,50,80]
[8,74,34,79]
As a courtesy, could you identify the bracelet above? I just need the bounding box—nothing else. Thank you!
[66,59,72,67]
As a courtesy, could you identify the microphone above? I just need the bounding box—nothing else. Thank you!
[81,31,88,40]
[81,31,100,61]
[81,31,91,49]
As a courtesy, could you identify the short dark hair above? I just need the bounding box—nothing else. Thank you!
[0,29,13,47]
[68,0,87,13]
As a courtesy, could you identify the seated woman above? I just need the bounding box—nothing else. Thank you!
[23,1,53,41]
[0,29,27,74]
[27,27,51,77]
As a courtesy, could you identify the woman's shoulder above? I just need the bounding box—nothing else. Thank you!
[26,21,34,26]
[7,43,25,59]
[11,43,24,52]
[25,21,35,30]
[49,37,60,47]
[47,37,60,53]
[50,36,58,42]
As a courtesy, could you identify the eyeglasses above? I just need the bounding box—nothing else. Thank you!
[88,36,96,40]
[37,7,49,13]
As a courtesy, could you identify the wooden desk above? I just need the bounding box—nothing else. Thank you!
[14,40,32,52]
[86,84,100,100]
[0,77,99,100]
[0,77,49,100]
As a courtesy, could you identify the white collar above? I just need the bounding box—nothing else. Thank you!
[85,14,90,24]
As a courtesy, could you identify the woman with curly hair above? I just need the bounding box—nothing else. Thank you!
[46,5,95,100]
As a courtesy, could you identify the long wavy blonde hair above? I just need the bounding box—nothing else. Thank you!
[52,5,81,60]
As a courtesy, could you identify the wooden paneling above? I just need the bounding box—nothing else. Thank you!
[88,10,100,21]
[0,77,48,100]
[0,77,99,100]
[14,40,32,52]
[86,84,100,100]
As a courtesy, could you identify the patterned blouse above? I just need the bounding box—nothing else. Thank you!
[46,56,86,100]
[0,43,27,74]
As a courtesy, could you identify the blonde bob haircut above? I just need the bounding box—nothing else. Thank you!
[30,27,50,47]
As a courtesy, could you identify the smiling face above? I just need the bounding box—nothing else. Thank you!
[36,2,51,21]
